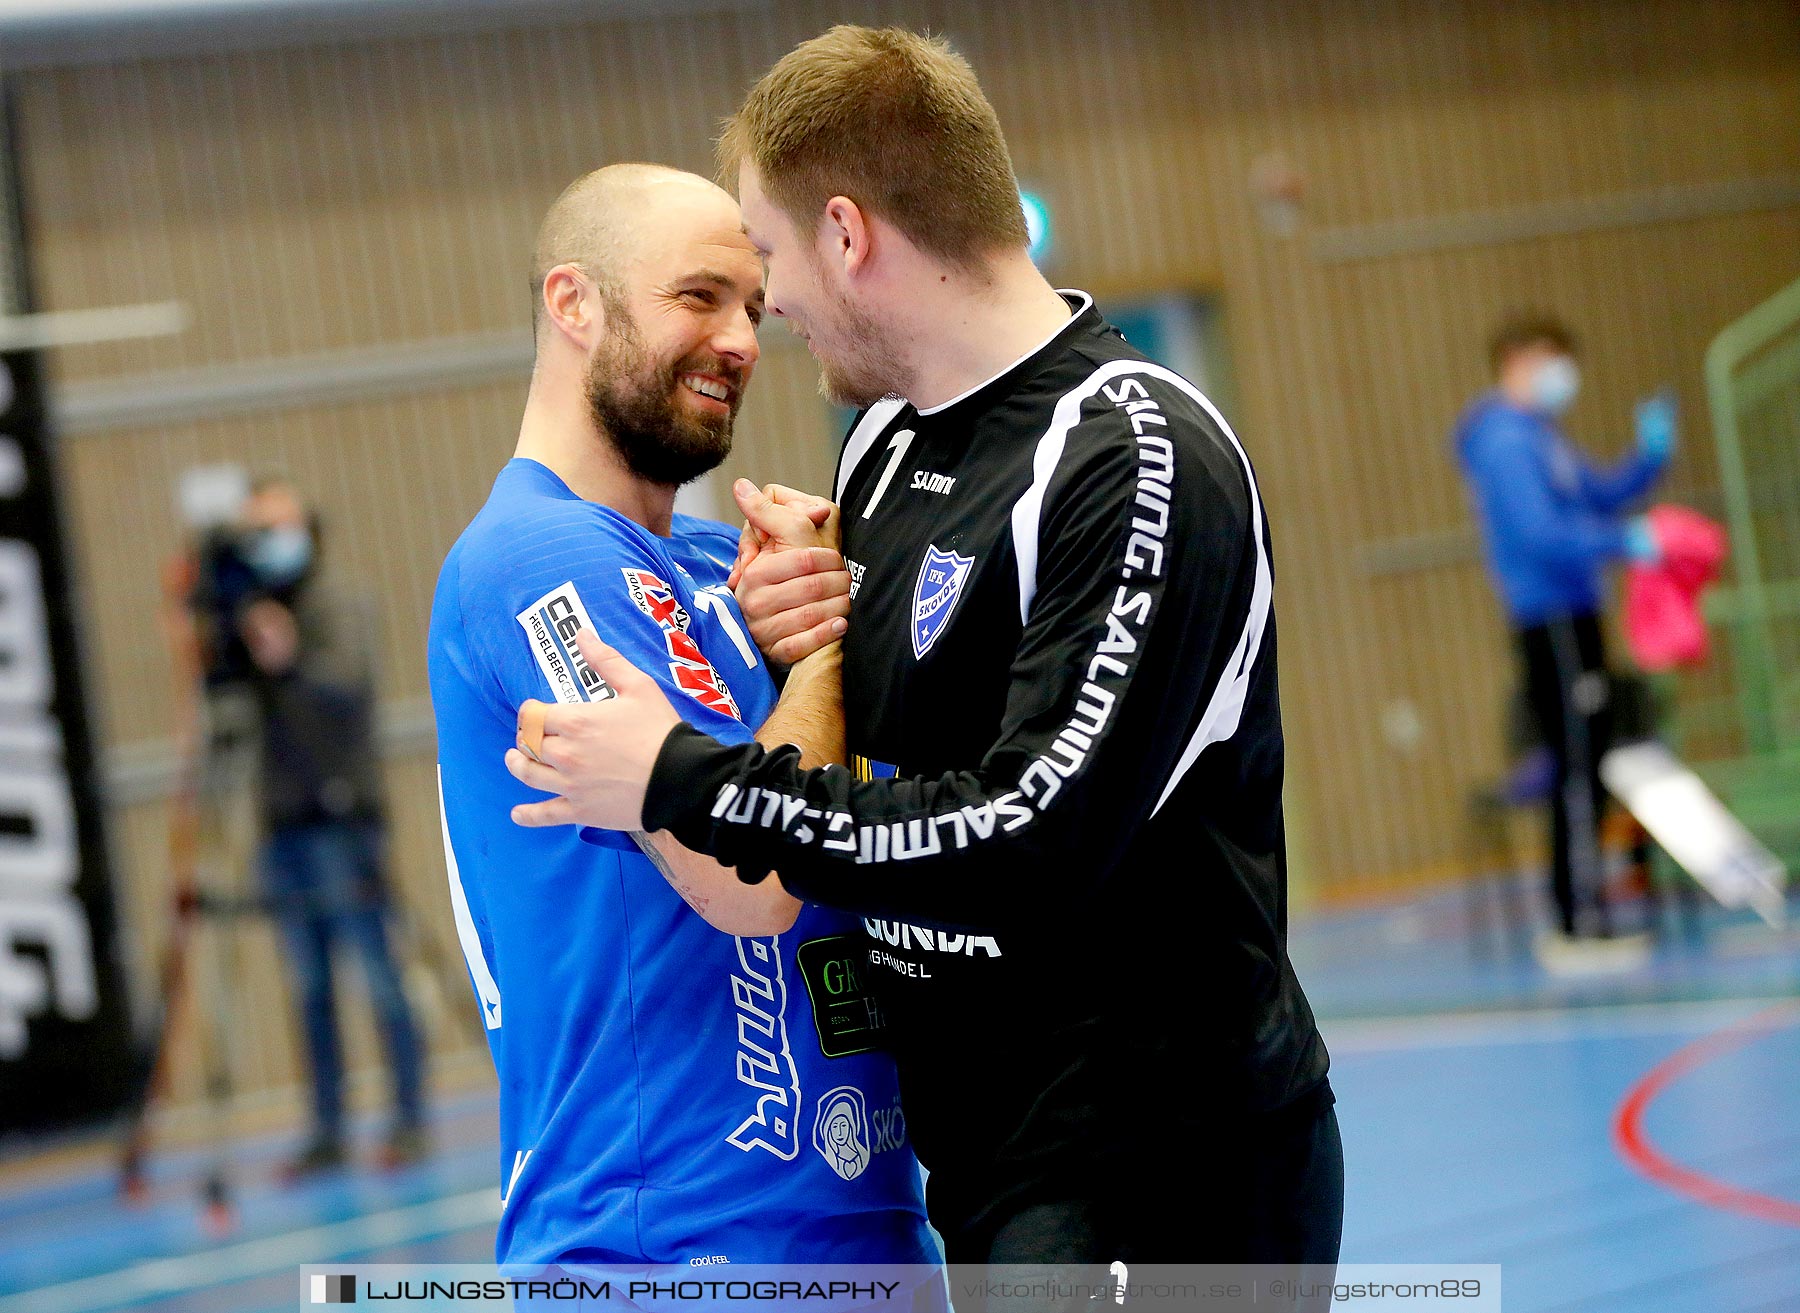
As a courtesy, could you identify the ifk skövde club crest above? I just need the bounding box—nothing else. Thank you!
[911,545,975,659]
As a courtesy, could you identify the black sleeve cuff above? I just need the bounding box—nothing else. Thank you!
[643,723,787,883]
[644,722,744,836]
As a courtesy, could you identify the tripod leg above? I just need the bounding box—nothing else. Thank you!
[191,696,268,1231]
[118,554,210,1202]
[117,761,205,1203]
[192,911,239,1235]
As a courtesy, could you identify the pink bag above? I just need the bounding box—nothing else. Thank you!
[1622,505,1729,671]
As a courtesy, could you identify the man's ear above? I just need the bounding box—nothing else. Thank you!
[822,196,872,278]
[542,264,601,349]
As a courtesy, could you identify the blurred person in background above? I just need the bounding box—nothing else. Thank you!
[1454,315,1676,953]
[225,479,427,1176]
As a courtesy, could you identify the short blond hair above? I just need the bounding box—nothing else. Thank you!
[719,26,1028,267]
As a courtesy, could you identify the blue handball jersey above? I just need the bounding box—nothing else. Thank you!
[427,459,931,1266]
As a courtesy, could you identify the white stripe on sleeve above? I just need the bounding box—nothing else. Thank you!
[1005,360,1272,818]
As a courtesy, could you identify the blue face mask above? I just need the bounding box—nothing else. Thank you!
[245,525,313,586]
[1530,356,1580,415]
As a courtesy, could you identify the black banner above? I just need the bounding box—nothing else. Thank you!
[0,85,135,1135]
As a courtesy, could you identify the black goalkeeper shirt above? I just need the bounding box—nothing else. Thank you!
[646,293,1331,1247]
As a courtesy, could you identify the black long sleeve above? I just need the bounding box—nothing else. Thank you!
[646,365,1272,934]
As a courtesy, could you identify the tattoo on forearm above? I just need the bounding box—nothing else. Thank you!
[630,829,712,914]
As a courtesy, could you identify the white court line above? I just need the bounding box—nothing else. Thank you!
[0,1188,499,1313]
[1324,996,1800,1054]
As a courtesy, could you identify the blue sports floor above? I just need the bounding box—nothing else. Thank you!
[2,880,1797,1313]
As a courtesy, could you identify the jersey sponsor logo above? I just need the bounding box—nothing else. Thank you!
[622,568,742,720]
[909,469,956,496]
[623,566,691,630]
[911,544,975,659]
[516,582,612,704]
[725,935,802,1161]
[796,934,889,1057]
[870,1091,908,1155]
[846,558,866,601]
[869,948,933,980]
[812,1086,871,1181]
[862,917,1002,958]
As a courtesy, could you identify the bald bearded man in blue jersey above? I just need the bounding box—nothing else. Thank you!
[427,164,931,1269]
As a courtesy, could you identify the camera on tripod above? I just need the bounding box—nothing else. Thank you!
[189,525,275,688]
[176,465,313,688]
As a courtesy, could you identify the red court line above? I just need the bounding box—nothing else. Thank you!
[1612,1002,1800,1229]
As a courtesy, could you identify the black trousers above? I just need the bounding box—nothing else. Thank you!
[962,1100,1343,1311]
[1517,613,1615,937]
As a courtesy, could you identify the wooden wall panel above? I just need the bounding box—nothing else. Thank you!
[12,0,1799,1119]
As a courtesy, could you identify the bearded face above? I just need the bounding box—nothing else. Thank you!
[781,245,911,410]
[584,305,746,487]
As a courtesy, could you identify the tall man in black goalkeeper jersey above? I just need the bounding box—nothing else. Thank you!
[503,25,1340,1276]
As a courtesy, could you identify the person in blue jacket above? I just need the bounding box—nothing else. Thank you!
[1454,313,1675,943]
[427,163,932,1273]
